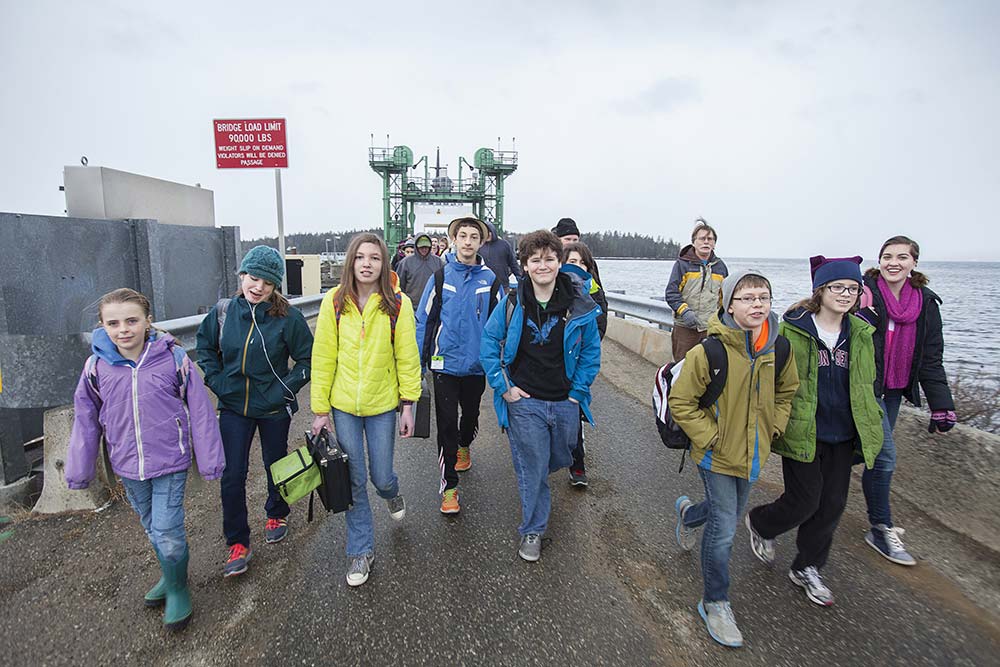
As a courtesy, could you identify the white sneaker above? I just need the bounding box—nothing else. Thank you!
[386,495,406,521]
[789,566,834,606]
[346,553,375,587]
[698,599,744,648]
[674,496,698,551]
[745,514,775,565]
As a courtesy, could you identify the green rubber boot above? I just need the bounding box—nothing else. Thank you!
[162,548,192,632]
[145,549,167,608]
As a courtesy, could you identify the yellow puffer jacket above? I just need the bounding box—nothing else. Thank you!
[310,282,422,417]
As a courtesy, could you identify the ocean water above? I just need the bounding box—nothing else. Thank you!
[596,258,1000,382]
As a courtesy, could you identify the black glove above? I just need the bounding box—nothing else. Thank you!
[928,410,957,433]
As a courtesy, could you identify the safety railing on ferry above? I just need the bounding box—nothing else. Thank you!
[604,292,674,331]
[155,294,325,350]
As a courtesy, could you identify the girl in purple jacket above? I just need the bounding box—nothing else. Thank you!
[67,289,225,632]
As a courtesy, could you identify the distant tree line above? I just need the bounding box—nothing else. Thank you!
[505,230,680,259]
[246,228,680,259]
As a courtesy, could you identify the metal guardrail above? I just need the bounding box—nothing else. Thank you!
[604,292,674,331]
[157,293,325,349]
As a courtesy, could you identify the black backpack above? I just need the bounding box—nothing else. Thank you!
[652,335,790,471]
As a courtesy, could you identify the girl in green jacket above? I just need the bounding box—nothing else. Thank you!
[746,256,883,608]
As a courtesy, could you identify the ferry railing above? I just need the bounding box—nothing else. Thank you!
[604,292,674,331]
[155,293,325,350]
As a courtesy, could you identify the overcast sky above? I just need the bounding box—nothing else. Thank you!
[2,1,998,260]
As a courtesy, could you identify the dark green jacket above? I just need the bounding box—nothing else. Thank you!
[773,311,883,468]
[195,297,313,419]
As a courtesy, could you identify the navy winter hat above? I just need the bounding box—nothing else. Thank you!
[810,255,863,289]
[239,245,284,286]
[552,217,580,238]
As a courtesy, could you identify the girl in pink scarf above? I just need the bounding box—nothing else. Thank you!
[859,235,956,569]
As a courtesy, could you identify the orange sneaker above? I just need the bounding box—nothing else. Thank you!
[455,447,472,472]
[440,488,460,514]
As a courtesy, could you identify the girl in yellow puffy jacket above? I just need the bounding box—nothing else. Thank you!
[310,233,422,587]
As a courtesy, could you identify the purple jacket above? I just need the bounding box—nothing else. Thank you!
[66,330,226,488]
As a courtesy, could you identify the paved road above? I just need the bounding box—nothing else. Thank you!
[1,342,998,665]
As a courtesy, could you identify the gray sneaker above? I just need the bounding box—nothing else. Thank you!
[745,514,775,565]
[698,599,743,648]
[865,524,916,566]
[518,534,542,562]
[675,496,698,551]
[386,495,406,521]
[789,566,834,606]
[346,553,375,587]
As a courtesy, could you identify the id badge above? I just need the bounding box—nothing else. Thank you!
[430,355,445,370]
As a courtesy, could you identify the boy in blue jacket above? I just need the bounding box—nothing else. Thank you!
[416,218,501,515]
[480,230,602,562]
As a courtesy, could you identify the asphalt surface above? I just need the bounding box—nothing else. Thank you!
[1,341,998,666]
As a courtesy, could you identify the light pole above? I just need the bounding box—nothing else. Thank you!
[325,238,331,255]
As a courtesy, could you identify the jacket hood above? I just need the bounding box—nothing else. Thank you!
[709,311,780,357]
[483,220,499,242]
[678,244,719,264]
[91,328,176,366]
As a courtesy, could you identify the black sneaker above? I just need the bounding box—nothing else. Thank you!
[569,467,589,487]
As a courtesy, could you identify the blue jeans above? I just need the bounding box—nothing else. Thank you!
[218,409,292,547]
[682,467,751,603]
[332,409,400,557]
[121,471,189,562]
[862,394,902,527]
[505,397,579,536]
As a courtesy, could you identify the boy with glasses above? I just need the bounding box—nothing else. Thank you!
[671,269,799,647]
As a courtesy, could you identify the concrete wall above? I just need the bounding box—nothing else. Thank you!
[64,166,215,228]
[0,212,241,484]
[605,317,673,366]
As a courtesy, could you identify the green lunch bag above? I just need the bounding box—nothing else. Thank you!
[270,445,322,505]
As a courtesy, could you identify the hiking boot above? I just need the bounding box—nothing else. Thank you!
[163,548,192,632]
[675,496,698,551]
[455,447,472,472]
[569,467,589,487]
[745,514,775,565]
[387,494,406,521]
[440,488,460,514]
[789,566,834,606]
[346,553,375,587]
[866,524,916,566]
[264,517,288,544]
[697,599,743,648]
[223,544,252,578]
[518,534,542,562]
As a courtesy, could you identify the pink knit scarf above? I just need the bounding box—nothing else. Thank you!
[878,275,922,390]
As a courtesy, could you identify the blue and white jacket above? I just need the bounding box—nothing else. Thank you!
[415,253,500,377]
[480,269,602,429]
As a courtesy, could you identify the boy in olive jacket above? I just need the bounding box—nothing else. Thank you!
[670,269,799,648]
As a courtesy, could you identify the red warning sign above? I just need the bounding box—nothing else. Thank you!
[214,118,288,169]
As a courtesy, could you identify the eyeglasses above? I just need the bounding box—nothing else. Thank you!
[825,284,860,295]
[732,295,772,304]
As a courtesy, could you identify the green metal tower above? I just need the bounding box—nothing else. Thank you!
[369,144,518,249]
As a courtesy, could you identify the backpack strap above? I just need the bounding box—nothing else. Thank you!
[487,276,503,317]
[171,345,192,400]
[697,336,728,409]
[775,334,790,377]
[215,298,231,352]
[498,291,519,369]
[85,354,101,397]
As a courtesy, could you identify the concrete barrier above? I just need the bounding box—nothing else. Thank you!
[606,317,673,366]
[32,407,113,514]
